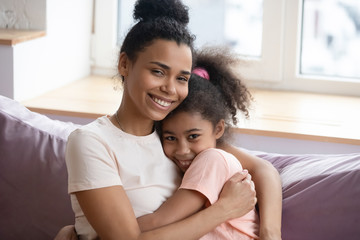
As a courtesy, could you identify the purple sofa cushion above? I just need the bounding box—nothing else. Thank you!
[0,95,79,240]
[249,150,360,240]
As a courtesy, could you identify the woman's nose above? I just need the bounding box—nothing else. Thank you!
[160,78,176,95]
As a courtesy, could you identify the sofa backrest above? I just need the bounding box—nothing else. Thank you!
[1,95,359,240]
[0,95,79,240]
[246,149,360,240]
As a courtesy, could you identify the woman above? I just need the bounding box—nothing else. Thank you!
[56,0,282,239]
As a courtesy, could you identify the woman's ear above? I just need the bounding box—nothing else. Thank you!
[118,52,130,77]
[214,119,225,140]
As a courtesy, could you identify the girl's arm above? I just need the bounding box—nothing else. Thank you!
[138,171,255,232]
[75,172,256,240]
[220,144,283,240]
[137,189,207,231]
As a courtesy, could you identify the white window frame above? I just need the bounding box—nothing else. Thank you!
[91,0,119,76]
[91,0,360,97]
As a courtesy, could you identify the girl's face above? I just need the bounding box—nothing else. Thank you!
[119,39,192,122]
[161,111,224,172]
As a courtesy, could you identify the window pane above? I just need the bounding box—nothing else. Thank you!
[184,0,263,57]
[301,0,360,79]
[117,0,263,57]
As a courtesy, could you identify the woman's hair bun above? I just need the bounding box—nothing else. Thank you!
[133,0,189,25]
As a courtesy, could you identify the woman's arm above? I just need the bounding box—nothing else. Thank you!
[75,172,256,240]
[220,144,283,240]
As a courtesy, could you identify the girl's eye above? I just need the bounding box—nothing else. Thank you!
[164,136,176,141]
[188,134,199,140]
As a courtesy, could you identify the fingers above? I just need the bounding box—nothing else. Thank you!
[229,170,256,194]
[243,174,255,192]
[218,170,258,220]
[229,170,248,182]
[239,170,257,205]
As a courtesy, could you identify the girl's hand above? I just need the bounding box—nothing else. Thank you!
[215,170,257,221]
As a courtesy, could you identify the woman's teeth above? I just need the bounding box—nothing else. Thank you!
[153,97,171,107]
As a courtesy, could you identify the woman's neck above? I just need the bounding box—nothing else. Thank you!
[113,107,154,136]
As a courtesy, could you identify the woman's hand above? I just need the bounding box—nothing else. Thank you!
[215,170,257,221]
[53,225,78,240]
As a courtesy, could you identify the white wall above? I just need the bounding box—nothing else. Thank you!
[0,45,13,97]
[0,0,93,101]
[232,133,360,154]
[0,0,46,29]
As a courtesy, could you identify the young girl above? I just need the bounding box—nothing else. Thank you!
[137,47,260,239]
[55,0,282,239]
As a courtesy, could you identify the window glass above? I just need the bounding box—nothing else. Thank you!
[117,0,263,57]
[301,0,360,79]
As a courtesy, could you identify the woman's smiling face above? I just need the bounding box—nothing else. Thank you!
[119,39,193,122]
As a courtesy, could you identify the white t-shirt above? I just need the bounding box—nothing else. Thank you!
[66,116,181,239]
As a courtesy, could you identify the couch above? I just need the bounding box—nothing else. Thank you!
[1,95,359,240]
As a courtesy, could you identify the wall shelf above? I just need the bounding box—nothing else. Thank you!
[0,29,46,45]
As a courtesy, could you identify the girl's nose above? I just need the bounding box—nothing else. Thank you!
[176,139,190,155]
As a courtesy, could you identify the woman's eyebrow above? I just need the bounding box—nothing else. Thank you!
[150,61,170,69]
[181,70,191,76]
[150,61,191,75]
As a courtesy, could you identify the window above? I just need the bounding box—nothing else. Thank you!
[301,0,360,79]
[116,0,263,57]
[92,0,360,96]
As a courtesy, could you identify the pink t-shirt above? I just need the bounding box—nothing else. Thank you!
[179,148,259,240]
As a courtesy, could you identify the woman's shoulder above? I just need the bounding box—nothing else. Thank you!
[68,116,113,144]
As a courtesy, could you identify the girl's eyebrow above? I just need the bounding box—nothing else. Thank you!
[162,130,175,135]
[186,128,201,134]
[150,61,191,75]
[163,128,201,135]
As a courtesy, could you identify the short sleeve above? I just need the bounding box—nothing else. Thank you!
[66,129,122,193]
[179,149,235,204]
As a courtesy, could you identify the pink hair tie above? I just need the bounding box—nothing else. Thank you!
[192,67,210,80]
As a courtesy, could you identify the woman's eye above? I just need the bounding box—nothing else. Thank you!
[152,69,164,76]
[177,76,189,82]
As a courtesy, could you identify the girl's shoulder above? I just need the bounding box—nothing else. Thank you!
[195,148,242,170]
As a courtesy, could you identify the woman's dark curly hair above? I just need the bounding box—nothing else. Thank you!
[157,46,252,144]
[118,0,196,82]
